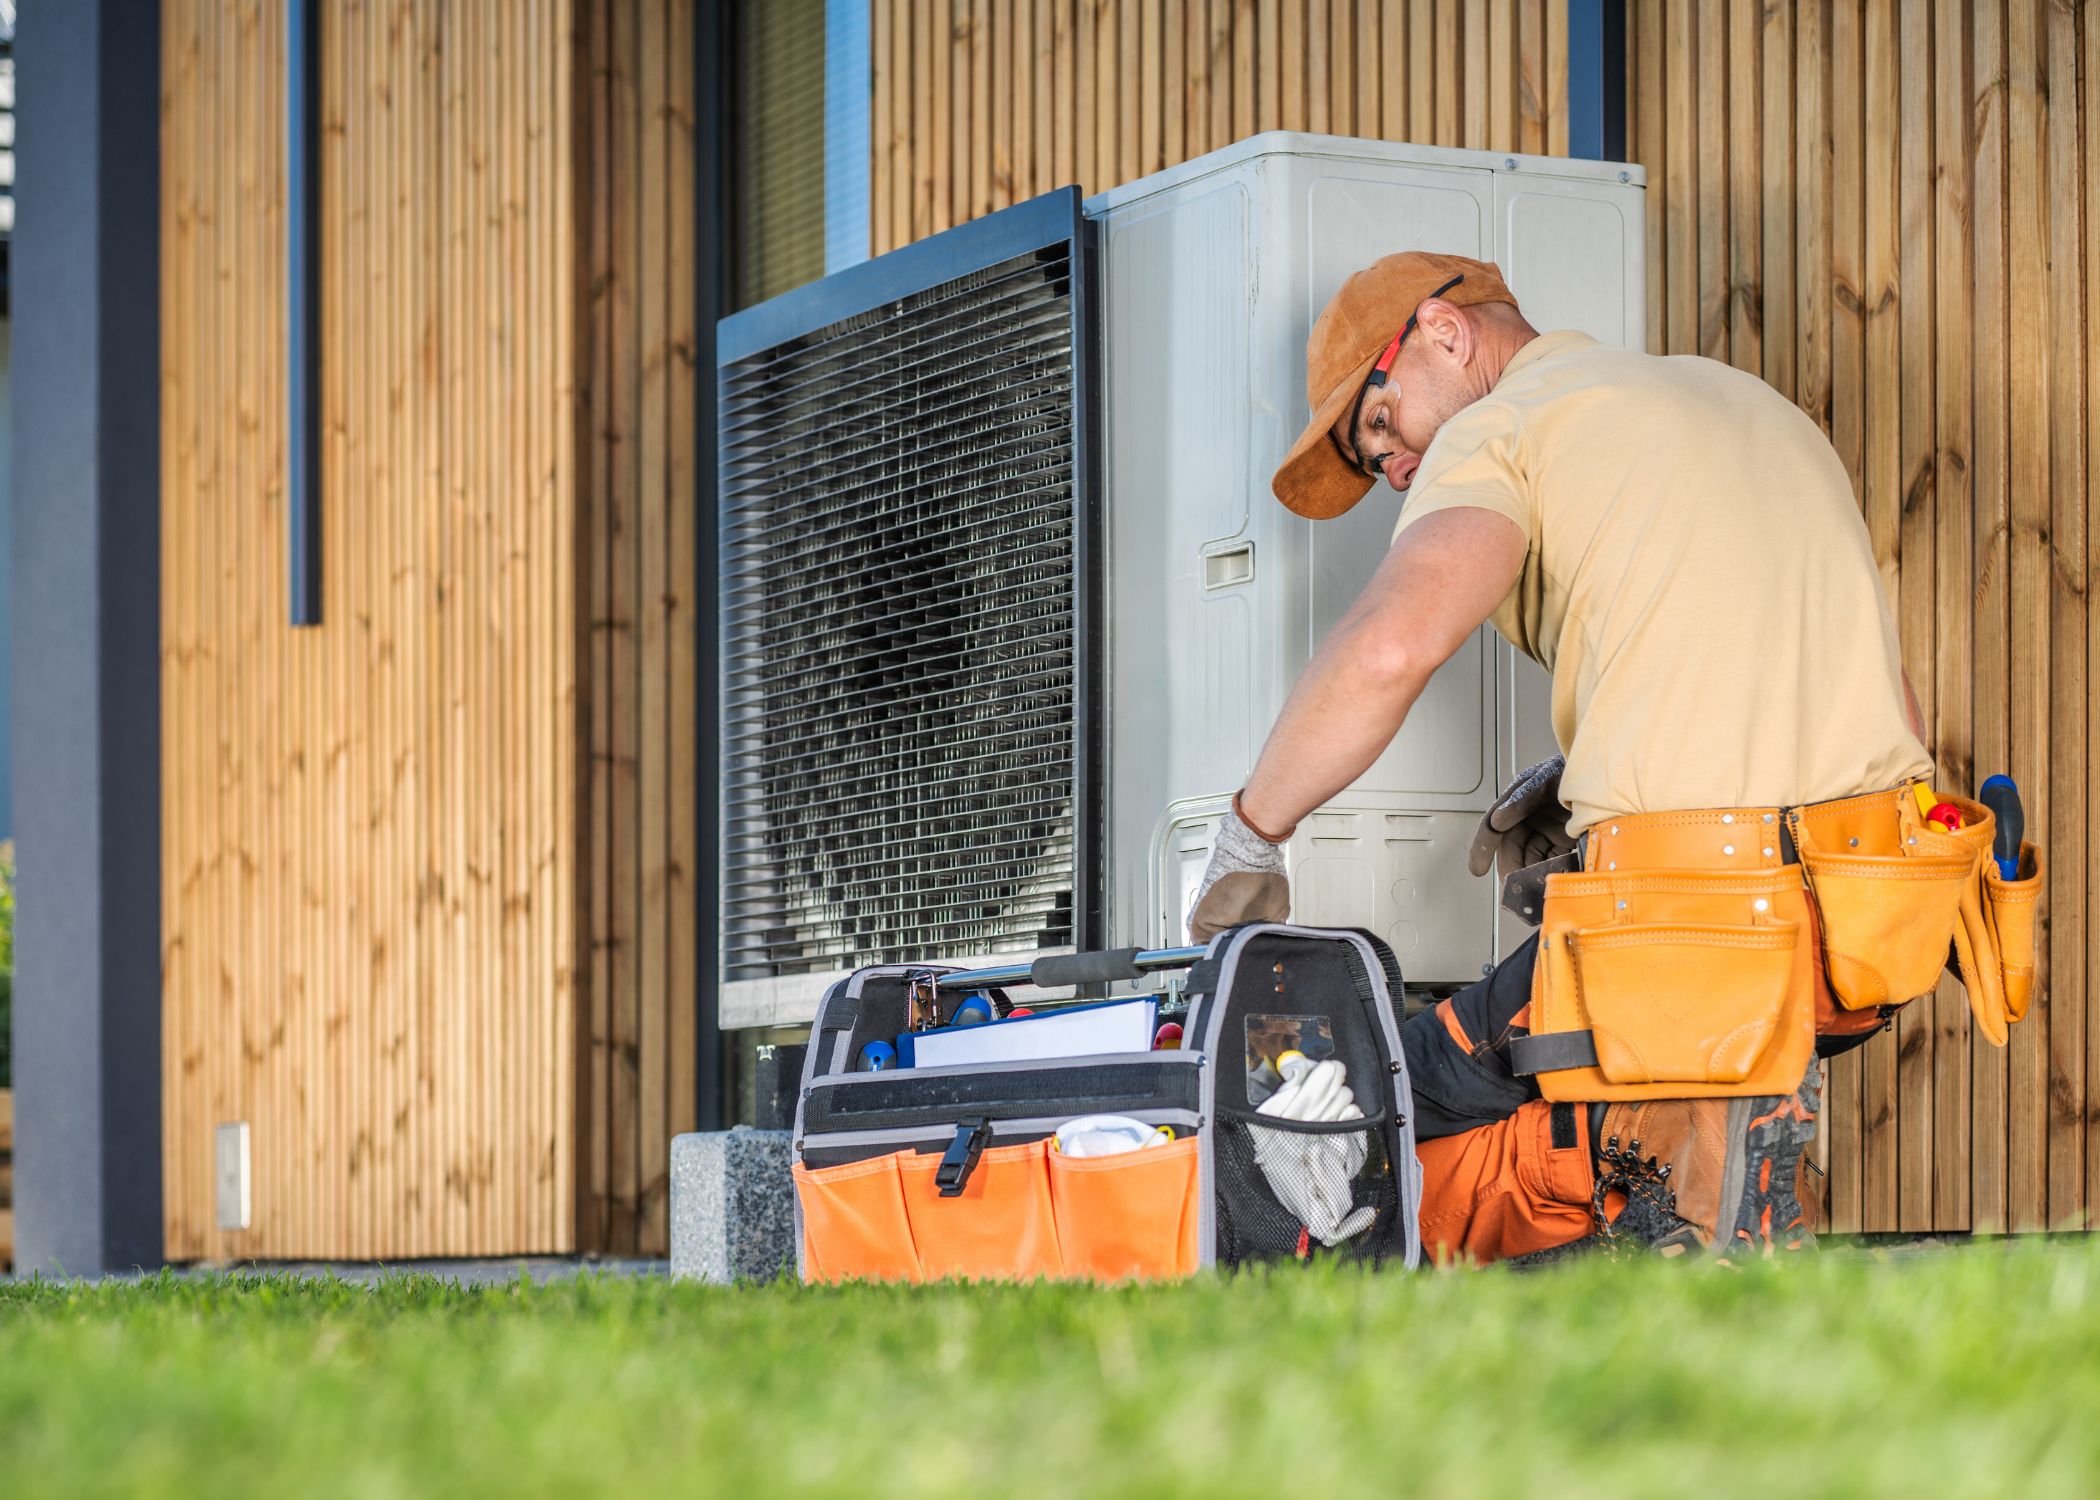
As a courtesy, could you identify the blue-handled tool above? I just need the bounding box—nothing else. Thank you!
[1979,775,2024,880]
[857,1040,898,1072]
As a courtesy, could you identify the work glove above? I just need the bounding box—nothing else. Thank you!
[1249,1058,1376,1247]
[1187,804,1290,944]
[1467,754,1575,880]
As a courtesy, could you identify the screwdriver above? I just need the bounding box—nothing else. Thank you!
[1978,775,2024,880]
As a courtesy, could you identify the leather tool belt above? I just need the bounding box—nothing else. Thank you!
[1509,782,2045,1102]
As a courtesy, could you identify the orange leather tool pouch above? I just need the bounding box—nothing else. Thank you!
[1789,786,1974,1013]
[1982,840,2044,1029]
[1526,862,1817,1103]
[1790,786,2043,1046]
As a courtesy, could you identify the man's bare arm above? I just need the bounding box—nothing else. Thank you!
[1237,507,1528,835]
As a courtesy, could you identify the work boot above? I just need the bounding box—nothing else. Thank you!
[1598,1061,1823,1259]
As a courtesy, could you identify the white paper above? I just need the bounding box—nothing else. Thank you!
[909,998,1159,1069]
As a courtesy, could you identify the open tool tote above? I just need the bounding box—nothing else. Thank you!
[791,924,1424,1283]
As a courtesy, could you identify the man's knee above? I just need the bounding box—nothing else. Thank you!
[1403,935,1541,1139]
[1417,1098,1597,1264]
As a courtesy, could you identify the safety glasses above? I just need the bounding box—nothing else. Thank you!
[1342,272,1465,479]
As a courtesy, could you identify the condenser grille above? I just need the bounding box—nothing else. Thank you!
[719,218,1089,982]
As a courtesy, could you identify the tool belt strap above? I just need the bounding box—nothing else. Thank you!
[1508,1029,1601,1077]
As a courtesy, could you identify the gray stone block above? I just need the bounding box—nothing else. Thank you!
[669,1127,796,1284]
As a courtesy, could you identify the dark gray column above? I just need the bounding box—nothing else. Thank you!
[10,0,163,1275]
[1567,0,1628,163]
[696,0,729,1133]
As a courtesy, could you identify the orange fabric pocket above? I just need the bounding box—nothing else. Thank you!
[1571,922,1799,1085]
[1984,842,2044,1025]
[1046,1136,1201,1282]
[794,1154,922,1283]
[800,1135,1204,1284]
[898,1140,1063,1281]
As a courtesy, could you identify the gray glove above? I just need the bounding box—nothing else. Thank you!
[1466,755,1575,880]
[1187,806,1289,943]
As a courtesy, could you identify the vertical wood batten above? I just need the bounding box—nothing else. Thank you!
[1856,0,1906,1218]
[1795,0,1827,426]
[872,0,892,252]
[2042,0,2087,1233]
[2086,0,2100,1230]
[1892,0,1935,1231]
[1419,0,1436,141]
[1759,0,1792,400]
[159,0,191,1256]
[1929,0,1972,1231]
[1727,0,1762,377]
[1332,0,1357,140]
[665,0,701,1238]
[636,0,671,1255]
[1488,0,1514,153]
[1440,0,1462,145]
[2003,0,2049,1233]
[1828,0,1866,1229]
[1695,0,1727,362]
[1970,0,2012,1235]
[1381,0,1407,143]
[977,0,997,216]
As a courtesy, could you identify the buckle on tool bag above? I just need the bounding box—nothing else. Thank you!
[907,970,942,1031]
[936,1117,993,1196]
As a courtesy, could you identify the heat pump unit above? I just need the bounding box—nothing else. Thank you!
[717,134,1645,1028]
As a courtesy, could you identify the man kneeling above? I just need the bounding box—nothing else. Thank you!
[1185,253,2007,1262]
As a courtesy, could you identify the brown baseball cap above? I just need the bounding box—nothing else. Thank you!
[1271,252,1518,519]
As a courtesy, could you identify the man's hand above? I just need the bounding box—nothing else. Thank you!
[1187,805,1290,943]
[1467,754,1574,879]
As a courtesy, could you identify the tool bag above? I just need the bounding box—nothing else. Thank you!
[790,923,1423,1283]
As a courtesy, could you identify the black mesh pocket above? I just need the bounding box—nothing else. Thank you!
[1213,1112,1402,1269]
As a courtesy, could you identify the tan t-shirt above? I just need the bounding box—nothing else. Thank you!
[1392,330,1931,835]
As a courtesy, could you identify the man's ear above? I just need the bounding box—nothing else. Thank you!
[1415,298,1472,364]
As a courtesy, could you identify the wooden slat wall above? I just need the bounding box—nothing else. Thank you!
[1625,0,2097,1234]
[576,0,701,1257]
[870,0,1569,254]
[161,0,584,1260]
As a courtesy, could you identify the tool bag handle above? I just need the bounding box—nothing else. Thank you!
[931,944,1207,991]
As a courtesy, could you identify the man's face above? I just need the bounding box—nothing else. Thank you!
[1329,299,1480,493]
[1334,374,1426,492]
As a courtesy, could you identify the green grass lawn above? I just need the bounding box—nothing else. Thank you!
[3,1240,2096,1499]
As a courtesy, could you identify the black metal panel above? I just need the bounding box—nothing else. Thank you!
[716,189,1099,983]
[695,0,731,1127]
[286,0,320,625]
[1567,0,1628,162]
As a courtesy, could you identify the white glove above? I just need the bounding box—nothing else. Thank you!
[1249,1058,1376,1247]
[1053,1115,1172,1158]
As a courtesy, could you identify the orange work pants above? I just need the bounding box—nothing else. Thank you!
[1415,1098,1596,1265]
